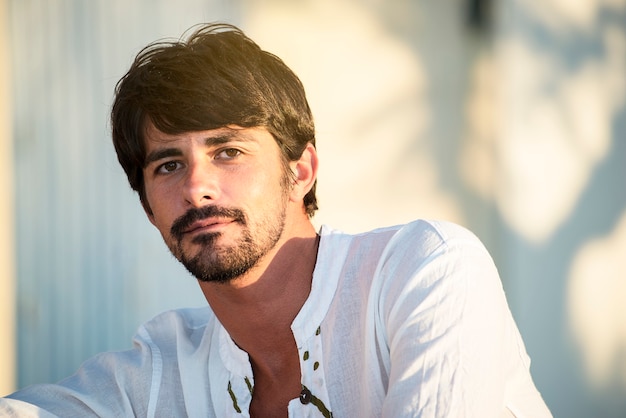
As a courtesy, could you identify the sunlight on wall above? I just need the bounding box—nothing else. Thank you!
[568,211,626,387]
[462,0,626,244]
[243,0,463,233]
[0,0,16,396]
[521,0,623,31]
[490,24,625,243]
[461,51,498,200]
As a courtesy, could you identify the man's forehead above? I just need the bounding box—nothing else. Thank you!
[143,121,241,145]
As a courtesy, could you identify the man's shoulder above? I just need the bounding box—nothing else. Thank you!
[392,219,483,247]
[380,219,487,264]
[327,219,481,251]
[144,306,213,327]
[317,219,485,277]
[138,306,215,348]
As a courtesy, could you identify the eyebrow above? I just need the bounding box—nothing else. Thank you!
[143,132,240,167]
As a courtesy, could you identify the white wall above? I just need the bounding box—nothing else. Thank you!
[7,0,230,389]
[494,1,626,416]
[0,0,16,397]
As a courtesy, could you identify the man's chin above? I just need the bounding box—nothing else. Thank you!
[190,230,222,245]
[182,249,256,284]
[181,233,244,260]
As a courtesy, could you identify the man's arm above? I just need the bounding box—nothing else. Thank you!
[377,222,551,417]
[2,325,158,417]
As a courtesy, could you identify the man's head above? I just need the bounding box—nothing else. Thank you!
[111,23,318,217]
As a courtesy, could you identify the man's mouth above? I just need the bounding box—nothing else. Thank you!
[183,218,234,235]
[171,206,246,241]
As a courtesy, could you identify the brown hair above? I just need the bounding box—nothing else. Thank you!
[111,23,318,216]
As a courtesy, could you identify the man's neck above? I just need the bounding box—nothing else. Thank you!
[198,221,320,359]
[199,221,320,417]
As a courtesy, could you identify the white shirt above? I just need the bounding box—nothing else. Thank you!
[2,220,552,417]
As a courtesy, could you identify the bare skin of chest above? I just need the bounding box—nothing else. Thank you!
[248,352,302,418]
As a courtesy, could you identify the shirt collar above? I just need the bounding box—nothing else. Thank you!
[290,225,352,348]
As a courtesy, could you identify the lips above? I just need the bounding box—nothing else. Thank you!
[183,218,233,235]
[171,206,247,241]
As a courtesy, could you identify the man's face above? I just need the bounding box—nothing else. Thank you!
[142,123,293,283]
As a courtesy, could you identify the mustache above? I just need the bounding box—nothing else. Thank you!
[170,205,246,241]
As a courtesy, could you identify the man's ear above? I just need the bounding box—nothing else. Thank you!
[289,143,318,202]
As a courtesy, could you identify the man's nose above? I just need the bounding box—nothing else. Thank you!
[182,159,220,207]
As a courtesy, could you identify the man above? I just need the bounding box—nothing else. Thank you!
[2,23,551,417]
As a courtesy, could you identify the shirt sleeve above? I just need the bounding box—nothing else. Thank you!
[2,324,158,418]
[375,222,551,418]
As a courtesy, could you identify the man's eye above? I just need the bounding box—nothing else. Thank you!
[217,148,241,159]
[157,161,181,174]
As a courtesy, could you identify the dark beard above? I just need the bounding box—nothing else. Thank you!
[168,205,286,283]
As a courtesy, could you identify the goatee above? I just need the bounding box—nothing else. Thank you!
[167,204,285,283]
